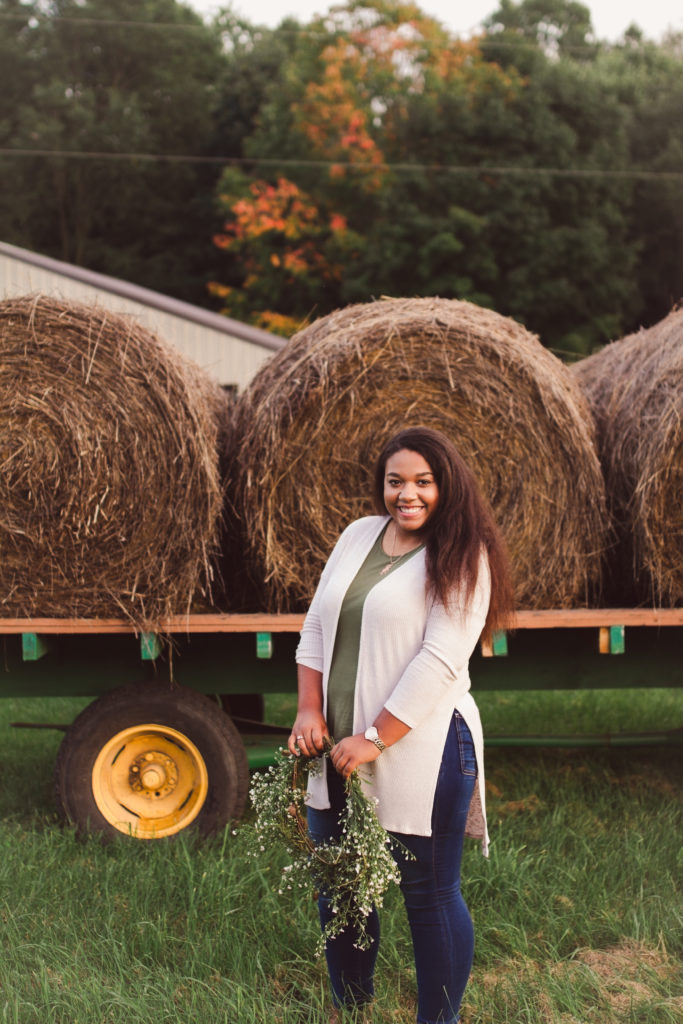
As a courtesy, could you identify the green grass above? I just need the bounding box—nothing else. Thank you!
[0,688,681,1023]
[268,687,683,739]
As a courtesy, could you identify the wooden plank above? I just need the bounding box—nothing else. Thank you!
[164,614,305,633]
[0,608,680,636]
[0,614,306,634]
[599,626,610,654]
[512,609,683,628]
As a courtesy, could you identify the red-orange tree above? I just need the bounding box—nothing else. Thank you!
[210,172,356,335]
[212,1,520,332]
[213,0,658,353]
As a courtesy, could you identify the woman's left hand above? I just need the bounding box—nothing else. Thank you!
[330,734,383,778]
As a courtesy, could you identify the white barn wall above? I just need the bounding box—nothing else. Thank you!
[0,243,283,389]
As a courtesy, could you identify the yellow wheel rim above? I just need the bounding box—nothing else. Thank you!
[92,724,209,838]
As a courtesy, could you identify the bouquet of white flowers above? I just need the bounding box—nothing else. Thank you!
[249,744,404,953]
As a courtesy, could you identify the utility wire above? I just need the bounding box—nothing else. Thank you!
[0,148,681,180]
[0,12,211,31]
[0,11,671,55]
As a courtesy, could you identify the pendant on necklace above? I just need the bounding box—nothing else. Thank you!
[380,523,398,575]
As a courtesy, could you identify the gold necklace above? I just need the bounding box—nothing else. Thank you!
[379,523,399,576]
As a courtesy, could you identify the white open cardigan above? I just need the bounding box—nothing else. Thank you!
[296,515,491,855]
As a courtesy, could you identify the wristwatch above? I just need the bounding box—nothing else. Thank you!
[364,726,386,752]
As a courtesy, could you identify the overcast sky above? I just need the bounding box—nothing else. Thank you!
[187,0,682,42]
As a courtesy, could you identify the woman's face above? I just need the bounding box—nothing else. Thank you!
[383,448,439,537]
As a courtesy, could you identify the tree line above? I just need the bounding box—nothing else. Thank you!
[1,0,681,355]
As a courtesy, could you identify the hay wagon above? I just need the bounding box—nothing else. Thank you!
[3,608,681,841]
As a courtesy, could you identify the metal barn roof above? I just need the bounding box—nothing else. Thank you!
[0,241,284,389]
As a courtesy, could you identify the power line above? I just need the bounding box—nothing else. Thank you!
[0,11,668,56]
[0,12,211,32]
[0,147,681,180]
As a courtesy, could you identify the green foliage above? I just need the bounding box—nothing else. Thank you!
[210,168,360,334]
[1,0,681,350]
[210,0,683,355]
[607,32,683,327]
[484,0,597,58]
[0,0,225,303]
[211,12,300,159]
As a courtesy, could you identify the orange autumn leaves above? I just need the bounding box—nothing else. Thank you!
[214,178,347,250]
[287,4,519,188]
[292,38,388,192]
[211,1,521,335]
[290,15,500,191]
[211,179,351,336]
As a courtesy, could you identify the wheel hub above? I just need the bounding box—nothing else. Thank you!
[129,750,178,798]
[91,724,209,838]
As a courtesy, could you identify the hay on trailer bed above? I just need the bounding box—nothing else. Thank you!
[0,295,229,626]
[573,308,683,606]
[229,297,607,611]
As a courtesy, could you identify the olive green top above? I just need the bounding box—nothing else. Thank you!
[326,525,424,741]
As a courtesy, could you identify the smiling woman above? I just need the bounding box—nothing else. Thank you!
[383,449,439,542]
[286,426,514,1023]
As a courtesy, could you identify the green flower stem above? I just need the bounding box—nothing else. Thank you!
[248,744,404,953]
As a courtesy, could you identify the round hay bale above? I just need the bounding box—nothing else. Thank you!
[573,308,683,606]
[0,295,229,625]
[229,297,608,611]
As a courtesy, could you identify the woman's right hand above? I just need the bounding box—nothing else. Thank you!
[287,709,329,758]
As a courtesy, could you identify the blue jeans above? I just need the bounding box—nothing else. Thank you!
[307,712,477,1024]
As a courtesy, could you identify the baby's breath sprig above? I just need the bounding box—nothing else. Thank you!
[248,743,404,954]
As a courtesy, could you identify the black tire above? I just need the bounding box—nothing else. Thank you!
[54,682,249,840]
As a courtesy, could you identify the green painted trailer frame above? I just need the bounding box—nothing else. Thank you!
[3,607,681,728]
[2,609,681,839]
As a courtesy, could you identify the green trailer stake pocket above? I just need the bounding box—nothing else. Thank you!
[22,634,51,661]
[256,632,273,659]
[140,633,162,661]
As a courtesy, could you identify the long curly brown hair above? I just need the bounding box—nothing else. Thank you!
[373,427,514,642]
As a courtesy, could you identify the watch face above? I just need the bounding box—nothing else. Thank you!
[365,727,385,750]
